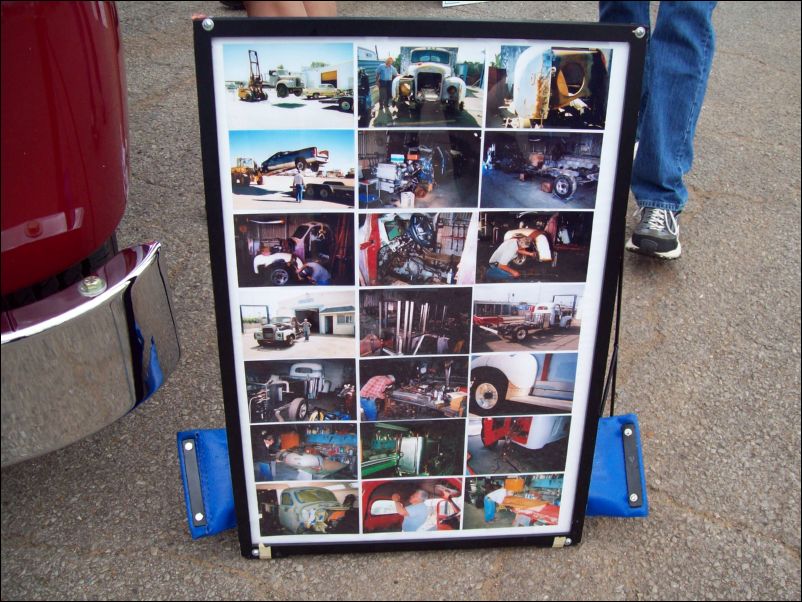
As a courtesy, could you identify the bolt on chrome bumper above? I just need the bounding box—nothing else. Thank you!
[1,242,180,466]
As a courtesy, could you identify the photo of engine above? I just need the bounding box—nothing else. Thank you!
[359,356,469,420]
[359,212,477,286]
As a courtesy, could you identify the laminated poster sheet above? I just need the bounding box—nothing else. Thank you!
[194,17,645,558]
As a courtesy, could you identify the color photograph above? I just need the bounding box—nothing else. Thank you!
[240,289,355,360]
[361,478,463,533]
[251,424,358,482]
[471,283,584,353]
[230,130,355,210]
[359,356,468,421]
[358,129,481,208]
[466,416,571,475]
[486,45,611,129]
[246,359,356,423]
[476,211,592,284]
[463,474,563,529]
[357,43,485,128]
[469,353,577,416]
[234,213,354,287]
[481,131,603,209]
[360,288,472,357]
[222,42,355,130]
[256,481,360,536]
[360,419,466,478]
[358,212,477,286]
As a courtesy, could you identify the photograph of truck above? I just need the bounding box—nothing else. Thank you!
[360,420,466,479]
[358,43,485,128]
[476,211,592,284]
[358,129,481,208]
[466,416,571,475]
[234,213,354,288]
[251,424,358,482]
[359,288,472,357]
[358,212,477,287]
[481,132,603,209]
[222,42,355,129]
[257,481,360,536]
[247,359,356,423]
[487,45,611,129]
[469,353,576,416]
[471,283,584,353]
[359,356,469,420]
[464,475,563,529]
[230,130,355,210]
[240,288,356,361]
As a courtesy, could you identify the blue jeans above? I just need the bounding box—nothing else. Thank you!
[600,1,717,212]
[484,497,496,522]
[485,264,516,282]
[361,397,378,421]
[295,184,303,203]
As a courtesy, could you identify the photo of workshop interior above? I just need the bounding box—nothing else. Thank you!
[466,416,570,475]
[360,420,466,479]
[246,359,356,423]
[463,474,563,529]
[358,212,477,286]
[359,356,468,420]
[256,481,360,536]
[359,288,472,356]
[251,423,358,482]
[476,211,592,284]
[234,213,354,287]
[358,129,481,209]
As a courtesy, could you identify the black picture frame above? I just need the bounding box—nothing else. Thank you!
[194,17,645,559]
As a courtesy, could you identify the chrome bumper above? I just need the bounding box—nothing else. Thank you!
[1,242,180,466]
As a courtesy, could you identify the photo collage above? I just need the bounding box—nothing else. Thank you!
[218,38,615,541]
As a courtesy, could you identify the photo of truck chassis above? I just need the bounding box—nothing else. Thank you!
[359,356,468,420]
[481,132,602,209]
[246,359,356,423]
[358,129,480,208]
[359,288,472,357]
[359,212,475,287]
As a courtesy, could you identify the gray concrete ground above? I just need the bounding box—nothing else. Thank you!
[1,1,800,600]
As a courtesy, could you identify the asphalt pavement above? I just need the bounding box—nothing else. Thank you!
[1,2,800,600]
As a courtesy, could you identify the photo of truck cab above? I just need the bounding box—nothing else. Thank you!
[278,486,350,534]
[392,48,467,115]
[261,147,330,175]
[254,316,301,348]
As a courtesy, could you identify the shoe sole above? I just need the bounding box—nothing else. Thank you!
[625,237,681,259]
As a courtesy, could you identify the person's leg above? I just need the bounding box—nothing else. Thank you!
[361,397,377,421]
[485,265,515,282]
[602,1,716,258]
[484,496,496,522]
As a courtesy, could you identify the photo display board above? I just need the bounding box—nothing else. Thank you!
[194,18,645,558]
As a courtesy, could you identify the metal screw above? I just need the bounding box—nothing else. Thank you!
[78,275,107,297]
[202,18,214,31]
[630,493,639,503]
[634,26,646,39]
[565,538,572,546]
[194,512,205,521]
[184,441,194,451]
[624,428,633,437]
[252,548,260,558]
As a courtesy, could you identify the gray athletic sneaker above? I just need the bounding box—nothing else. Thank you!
[625,207,681,259]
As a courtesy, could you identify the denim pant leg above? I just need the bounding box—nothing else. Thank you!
[600,1,717,212]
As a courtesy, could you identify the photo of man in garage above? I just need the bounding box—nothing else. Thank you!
[464,475,564,529]
[361,478,463,534]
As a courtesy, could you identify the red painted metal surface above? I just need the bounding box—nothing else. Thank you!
[1,1,128,295]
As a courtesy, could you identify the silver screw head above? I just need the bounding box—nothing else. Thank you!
[78,275,107,297]
[634,26,647,39]
[184,441,194,451]
[194,512,205,521]
[202,18,214,31]
[624,427,633,437]
[565,538,572,546]
[630,493,639,503]
[252,548,260,557]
